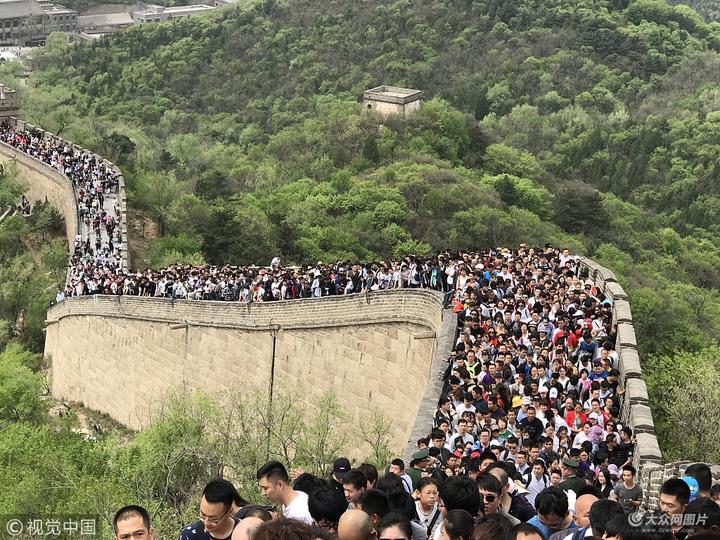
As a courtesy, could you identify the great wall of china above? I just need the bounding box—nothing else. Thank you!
[1,117,717,509]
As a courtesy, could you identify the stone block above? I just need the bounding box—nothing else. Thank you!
[617,323,638,349]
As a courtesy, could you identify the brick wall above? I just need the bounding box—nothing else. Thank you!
[0,140,80,248]
[45,290,446,455]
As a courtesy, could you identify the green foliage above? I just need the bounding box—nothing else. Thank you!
[0,343,46,424]
[645,347,720,462]
[10,0,720,461]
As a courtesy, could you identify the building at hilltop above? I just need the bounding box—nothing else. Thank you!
[362,85,423,118]
[0,0,77,45]
[131,3,215,23]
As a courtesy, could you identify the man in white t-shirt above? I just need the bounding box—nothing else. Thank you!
[257,460,313,524]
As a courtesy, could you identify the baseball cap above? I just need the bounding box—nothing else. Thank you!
[682,476,700,502]
[333,457,351,478]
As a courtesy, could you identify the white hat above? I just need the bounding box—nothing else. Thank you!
[549,388,558,399]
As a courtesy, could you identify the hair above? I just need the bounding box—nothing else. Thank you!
[391,458,405,471]
[508,523,544,540]
[359,463,379,487]
[685,464,713,492]
[535,487,569,518]
[377,512,412,540]
[357,489,390,519]
[416,477,441,493]
[203,478,237,506]
[604,513,673,540]
[377,473,404,494]
[588,499,624,536]
[476,473,503,495]
[308,486,347,526]
[242,507,273,521]
[684,497,720,530]
[471,513,514,540]
[622,465,637,476]
[439,476,482,517]
[431,429,446,441]
[660,478,691,506]
[443,510,475,540]
[113,506,151,534]
[386,489,417,521]
[253,517,313,540]
[294,473,326,494]
[343,470,368,491]
[257,460,290,484]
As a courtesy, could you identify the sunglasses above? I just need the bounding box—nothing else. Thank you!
[479,494,497,502]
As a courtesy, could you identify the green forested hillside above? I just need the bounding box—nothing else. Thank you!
[2,0,720,459]
[670,0,720,21]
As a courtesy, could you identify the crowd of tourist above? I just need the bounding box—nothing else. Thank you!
[4,120,719,540]
[0,122,124,301]
[107,247,720,540]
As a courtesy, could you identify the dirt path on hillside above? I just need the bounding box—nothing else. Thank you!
[127,208,158,269]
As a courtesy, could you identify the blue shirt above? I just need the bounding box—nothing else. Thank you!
[526,515,576,540]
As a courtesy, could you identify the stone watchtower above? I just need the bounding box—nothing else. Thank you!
[362,85,423,118]
[0,85,20,124]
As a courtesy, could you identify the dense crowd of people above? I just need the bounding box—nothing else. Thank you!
[4,120,719,540]
[0,122,123,301]
[106,247,720,540]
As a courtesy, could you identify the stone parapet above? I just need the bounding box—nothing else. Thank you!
[45,289,447,456]
[577,257,666,509]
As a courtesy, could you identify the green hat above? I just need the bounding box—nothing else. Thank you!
[412,448,430,461]
[562,457,579,469]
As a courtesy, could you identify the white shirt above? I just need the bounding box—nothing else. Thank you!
[283,491,313,525]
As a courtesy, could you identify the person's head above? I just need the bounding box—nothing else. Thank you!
[254,518,314,540]
[621,465,636,484]
[686,464,713,496]
[660,478,691,516]
[389,459,405,476]
[344,470,368,503]
[356,489,390,527]
[534,487,569,535]
[476,473,503,515]
[113,506,154,540]
[440,510,475,540]
[359,463,379,489]
[532,460,546,481]
[376,513,411,540]
[587,499,624,537]
[603,513,673,540]
[550,469,562,487]
[574,494,599,528]
[257,461,291,504]
[684,496,720,535]
[309,486,348,533]
[235,517,264,540]
[439,476,482,517]
[199,479,237,535]
[508,523,544,540]
[471,513,514,540]
[416,478,440,510]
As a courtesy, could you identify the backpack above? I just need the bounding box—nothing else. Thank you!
[524,473,549,489]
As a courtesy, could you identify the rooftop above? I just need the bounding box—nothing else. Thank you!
[0,0,47,19]
[363,85,423,105]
